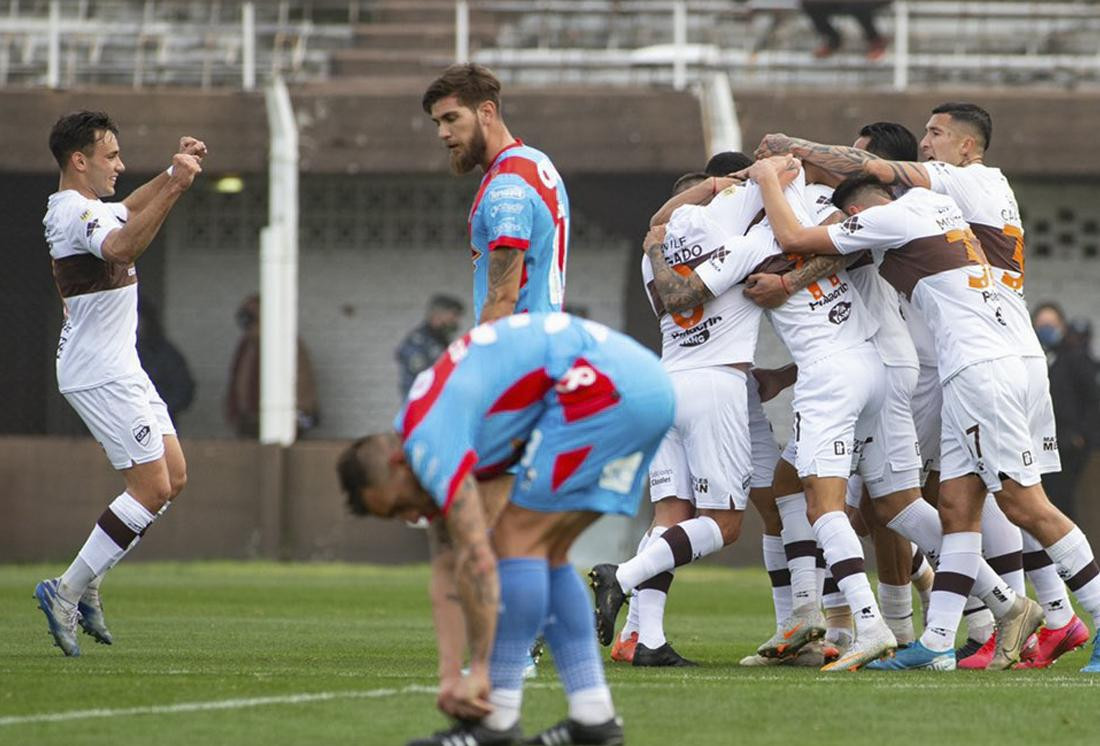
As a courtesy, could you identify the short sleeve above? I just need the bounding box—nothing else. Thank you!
[702,181,764,237]
[82,200,125,259]
[483,175,534,252]
[826,200,910,255]
[694,231,770,296]
[924,161,981,218]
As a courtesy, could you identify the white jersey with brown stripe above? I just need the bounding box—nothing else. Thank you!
[827,188,1016,382]
[924,161,1042,358]
[641,198,765,373]
[44,189,142,393]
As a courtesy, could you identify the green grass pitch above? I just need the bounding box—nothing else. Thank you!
[2,562,1097,745]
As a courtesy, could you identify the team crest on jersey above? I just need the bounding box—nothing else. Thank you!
[85,219,99,238]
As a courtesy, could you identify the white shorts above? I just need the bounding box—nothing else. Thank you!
[786,342,886,480]
[648,366,751,511]
[939,357,1041,494]
[747,373,781,489]
[859,365,922,498]
[1023,356,1061,475]
[64,371,175,471]
[911,363,942,485]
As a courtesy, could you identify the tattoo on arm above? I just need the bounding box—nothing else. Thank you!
[444,476,499,667]
[784,255,848,293]
[790,138,928,188]
[644,243,714,314]
[480,249,524,323]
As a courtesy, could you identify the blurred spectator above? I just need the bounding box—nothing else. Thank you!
[395,294,465,396]
[137,294,195,422]
[1034,301,1100,519]
[802,1,890,60]
[226,294,320,438]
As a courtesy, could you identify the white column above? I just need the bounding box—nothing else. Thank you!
[672,0,687,91]
[242,1,256,91]
[455,0,469,63]
[261,77,300,446]
[893,1,910,92]
[47,0,60,89]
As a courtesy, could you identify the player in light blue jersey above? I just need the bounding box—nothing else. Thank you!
[423,64,569,325]
[338,313,673,746]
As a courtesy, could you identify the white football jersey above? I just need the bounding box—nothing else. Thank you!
[828,188,1015,383]
[44,190,141,393]
[925,161,1042,358]
[757,172,877,368]
[806,183,917,369]
[642,185,766,372]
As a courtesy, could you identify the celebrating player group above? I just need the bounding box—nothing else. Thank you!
[35,61,1100,746]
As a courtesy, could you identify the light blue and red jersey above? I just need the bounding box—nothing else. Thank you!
[468,141,570,321]
[394,313,674,517]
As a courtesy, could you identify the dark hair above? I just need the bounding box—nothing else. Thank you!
[672,171,708,195]
[422,63,502,115]
[1032,301,1066,325]
[428,294,465,314]
[49,110,118,169]
[704,151,752,176]
[831,174,893,212]
[857,122,919,162]
[931,102,992,150]
[336,436,373,515]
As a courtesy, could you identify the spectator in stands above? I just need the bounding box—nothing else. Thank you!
[1034,301,1100,519]
[137,294,195,423]
[226,294,320,438]
[395,294,465,396]
[802,1,890,60]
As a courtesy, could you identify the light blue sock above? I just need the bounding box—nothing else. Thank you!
[489,558,550,693]
[544,564,608,695]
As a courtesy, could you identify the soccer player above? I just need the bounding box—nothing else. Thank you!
[750,162,1100,672]
[423,63,569,325]
[36,111,204,656]
[755,102,1088,668]
[602,166,787,668]
[338,313,674,745]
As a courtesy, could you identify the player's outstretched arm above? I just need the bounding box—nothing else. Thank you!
[441,475,498,718]
[650,176,738,227]
[101,153,201,265]
[479,248,524,324]
[755,133,930,189]
[122,136,207,214]
[643,224,714,313]
[750,160,836,256]
[744,254,851,308]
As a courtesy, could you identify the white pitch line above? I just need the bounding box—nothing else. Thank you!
[0,684,438,727]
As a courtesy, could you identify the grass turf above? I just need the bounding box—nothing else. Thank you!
[1,562,1098,745]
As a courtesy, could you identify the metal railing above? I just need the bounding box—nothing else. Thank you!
[458,0,1100,91]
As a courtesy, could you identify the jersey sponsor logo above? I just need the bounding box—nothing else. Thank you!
[490,202,525,218]
[827,301,851,325]
[85,219,100,238]
[650,468,673,488]
[807,281,849,311]
[489,185,524,201]
[692,476,709,494]
[671,315,722,347]
[1043,436,1058,452]
[839,216,862,234]
[833,440,847,456]
[495,217,524,235]
[79,210,92,221]
[1023,450,1034,466]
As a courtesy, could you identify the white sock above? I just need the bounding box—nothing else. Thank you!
[484,688,522,731]
[886,498,942,565]
[921,532,981,652]
[812,511,881,635]
[637,586,670,649]
[762,533,792,628]
[620,529,656,640]
[981,495,1025,595]
[615,517,722,591]
[879,582,915,645]
[1022,530,1075,629]
[568,686,615,726]
[60,493,155,603]
[777,492,818,609]
[962,598,995,644]
[1045,526,1100,619]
